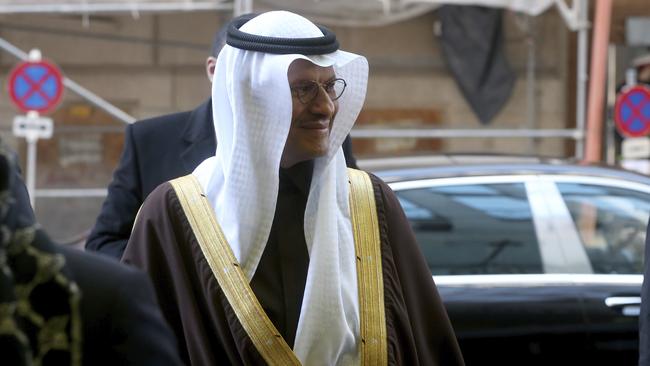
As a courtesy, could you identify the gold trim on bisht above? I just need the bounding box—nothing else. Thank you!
[347,168,388,366]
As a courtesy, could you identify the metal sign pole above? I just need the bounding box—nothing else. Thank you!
[25,132,38,208]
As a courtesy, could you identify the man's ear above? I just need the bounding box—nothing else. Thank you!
[206,56,218,83]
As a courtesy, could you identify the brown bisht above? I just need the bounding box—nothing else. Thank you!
[123,171,464,366]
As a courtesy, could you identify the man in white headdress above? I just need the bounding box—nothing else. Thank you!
[123,11,464,366]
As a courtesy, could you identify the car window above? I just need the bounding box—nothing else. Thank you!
[556,183,650,274]
[395,183,543,275]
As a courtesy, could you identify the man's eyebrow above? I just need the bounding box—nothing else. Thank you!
[289,80,314,87]
[289,74,337,85]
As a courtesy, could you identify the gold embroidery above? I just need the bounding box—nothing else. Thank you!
[2,227,82,366]
[347,168,388,366]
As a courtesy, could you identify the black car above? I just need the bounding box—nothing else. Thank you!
[366,156,648,365]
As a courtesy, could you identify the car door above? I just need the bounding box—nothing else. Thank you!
[391,176,589,365]
[552,176,649,365]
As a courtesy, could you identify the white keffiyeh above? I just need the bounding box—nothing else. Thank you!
[192,11,369,366]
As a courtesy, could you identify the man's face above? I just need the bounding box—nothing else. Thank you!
[281,59,339,168]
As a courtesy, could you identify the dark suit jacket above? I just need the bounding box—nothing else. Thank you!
[86,100,216,258]
[641,220,650,365]
[86,100,358,259]
[58,244,183,366]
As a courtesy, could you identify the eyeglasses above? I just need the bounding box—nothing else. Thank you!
[290,78,347,105]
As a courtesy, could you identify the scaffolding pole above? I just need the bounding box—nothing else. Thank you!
[574,0,589,160]
[350,128,583,139]
[234,0,253,15]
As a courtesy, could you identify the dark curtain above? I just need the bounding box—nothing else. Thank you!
[438,5,516,124]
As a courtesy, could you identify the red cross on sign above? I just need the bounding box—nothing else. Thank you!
[614,85,650,138]
[7,59,64,114]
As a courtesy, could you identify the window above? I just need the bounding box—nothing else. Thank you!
[396,183,542,275]
[557,183,650,274]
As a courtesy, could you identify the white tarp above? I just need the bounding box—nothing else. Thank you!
[256,0,437,27]
[0,0,561,26]
[406,0,555,17]
[255,0,558,27]
[0,0,233,13]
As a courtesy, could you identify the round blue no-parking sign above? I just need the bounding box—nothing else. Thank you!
[7,59,64,114]
[615,85,650,138]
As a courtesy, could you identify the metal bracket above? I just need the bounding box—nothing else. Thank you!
[554,0,590,31]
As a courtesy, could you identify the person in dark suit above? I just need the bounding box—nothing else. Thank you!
[0,142,182,366]
[86,19,358,259]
